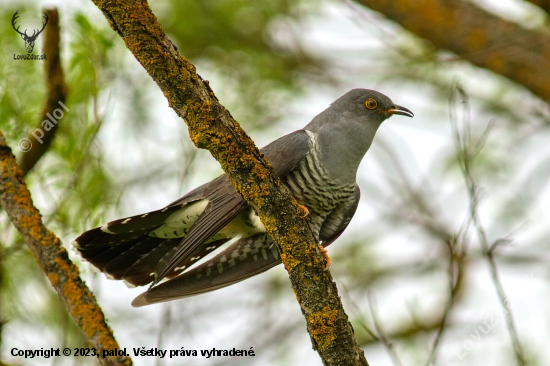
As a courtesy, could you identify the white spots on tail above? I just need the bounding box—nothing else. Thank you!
[248,210,266,233]
[100,223,115,234]
[271,246,279,259]
[70,240,81,253]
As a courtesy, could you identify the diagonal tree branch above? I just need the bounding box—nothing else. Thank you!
[0,131,131,366]
[355,0,550,102]
[90,0,368,364]
[19,8,68,175]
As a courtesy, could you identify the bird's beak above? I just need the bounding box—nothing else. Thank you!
[384,104,414,118]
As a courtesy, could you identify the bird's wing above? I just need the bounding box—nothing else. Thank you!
[74,130,311,288]
[132,233,279,306]
[150,129,312,286]
[133,186,360,306]
[318,185,360,247]
[133,182,358,306]
[151,175,248,286]
[261,129,312,177]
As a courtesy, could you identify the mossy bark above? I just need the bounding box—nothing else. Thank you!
[0,132,131,366]
[91,0,369,364]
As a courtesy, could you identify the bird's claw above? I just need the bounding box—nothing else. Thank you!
[318,243,331,270]
[297,204,309,218]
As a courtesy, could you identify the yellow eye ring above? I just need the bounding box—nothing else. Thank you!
[365,98,377,109]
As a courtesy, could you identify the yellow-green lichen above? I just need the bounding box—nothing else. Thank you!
[307,306,338,351]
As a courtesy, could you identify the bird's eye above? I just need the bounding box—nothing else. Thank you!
[365,98,377,109]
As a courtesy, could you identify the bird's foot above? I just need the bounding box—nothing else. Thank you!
[318,243,331,270]
[297,204,309,218]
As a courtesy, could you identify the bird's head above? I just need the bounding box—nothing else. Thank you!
[330,88,414,123]
[304,88,413,182]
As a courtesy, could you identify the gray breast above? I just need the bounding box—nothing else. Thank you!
[283,131,356,235]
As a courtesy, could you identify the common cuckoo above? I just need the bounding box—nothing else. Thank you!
[73,89,413,306]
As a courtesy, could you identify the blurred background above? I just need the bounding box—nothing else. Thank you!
[1,0,550,365]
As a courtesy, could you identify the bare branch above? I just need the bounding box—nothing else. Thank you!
[423,234,465,366]
[0,131,131,366]
[367,293,404,366]
[449,85,526,366]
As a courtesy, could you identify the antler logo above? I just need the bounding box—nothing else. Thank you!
[12,10,48,54]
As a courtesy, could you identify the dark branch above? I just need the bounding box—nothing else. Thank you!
[19,8,67,175]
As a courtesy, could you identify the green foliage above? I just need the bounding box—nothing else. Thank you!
[0,7,46,141]
[154,0,323,129]
[0,6,125,353]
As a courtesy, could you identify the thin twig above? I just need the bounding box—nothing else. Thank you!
[373,135,469,363]
[423,232,466,366]
[449,85,526,366]
[367,292,404,366]
[44,91,110,225]
[340,283,379,341]
[155,303,172,366]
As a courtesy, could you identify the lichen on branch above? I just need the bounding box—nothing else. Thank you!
[0,131,131,366]
[90,0,369,364]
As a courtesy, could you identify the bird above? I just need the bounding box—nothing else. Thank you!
[72,89,413,307]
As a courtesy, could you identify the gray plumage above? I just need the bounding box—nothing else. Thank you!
[72,89,413,307]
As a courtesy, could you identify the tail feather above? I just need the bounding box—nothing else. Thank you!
[76,237,143,269]
[121,239,181,285]
[74,199,280,293]
[73,203,191,248]
[97,205,186,235]
[132,234,281,306]
[76,227,154,247]
[102,237,164,280]
[73,200,206,285]
[75,230,233,287]
[123,238,231,286]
